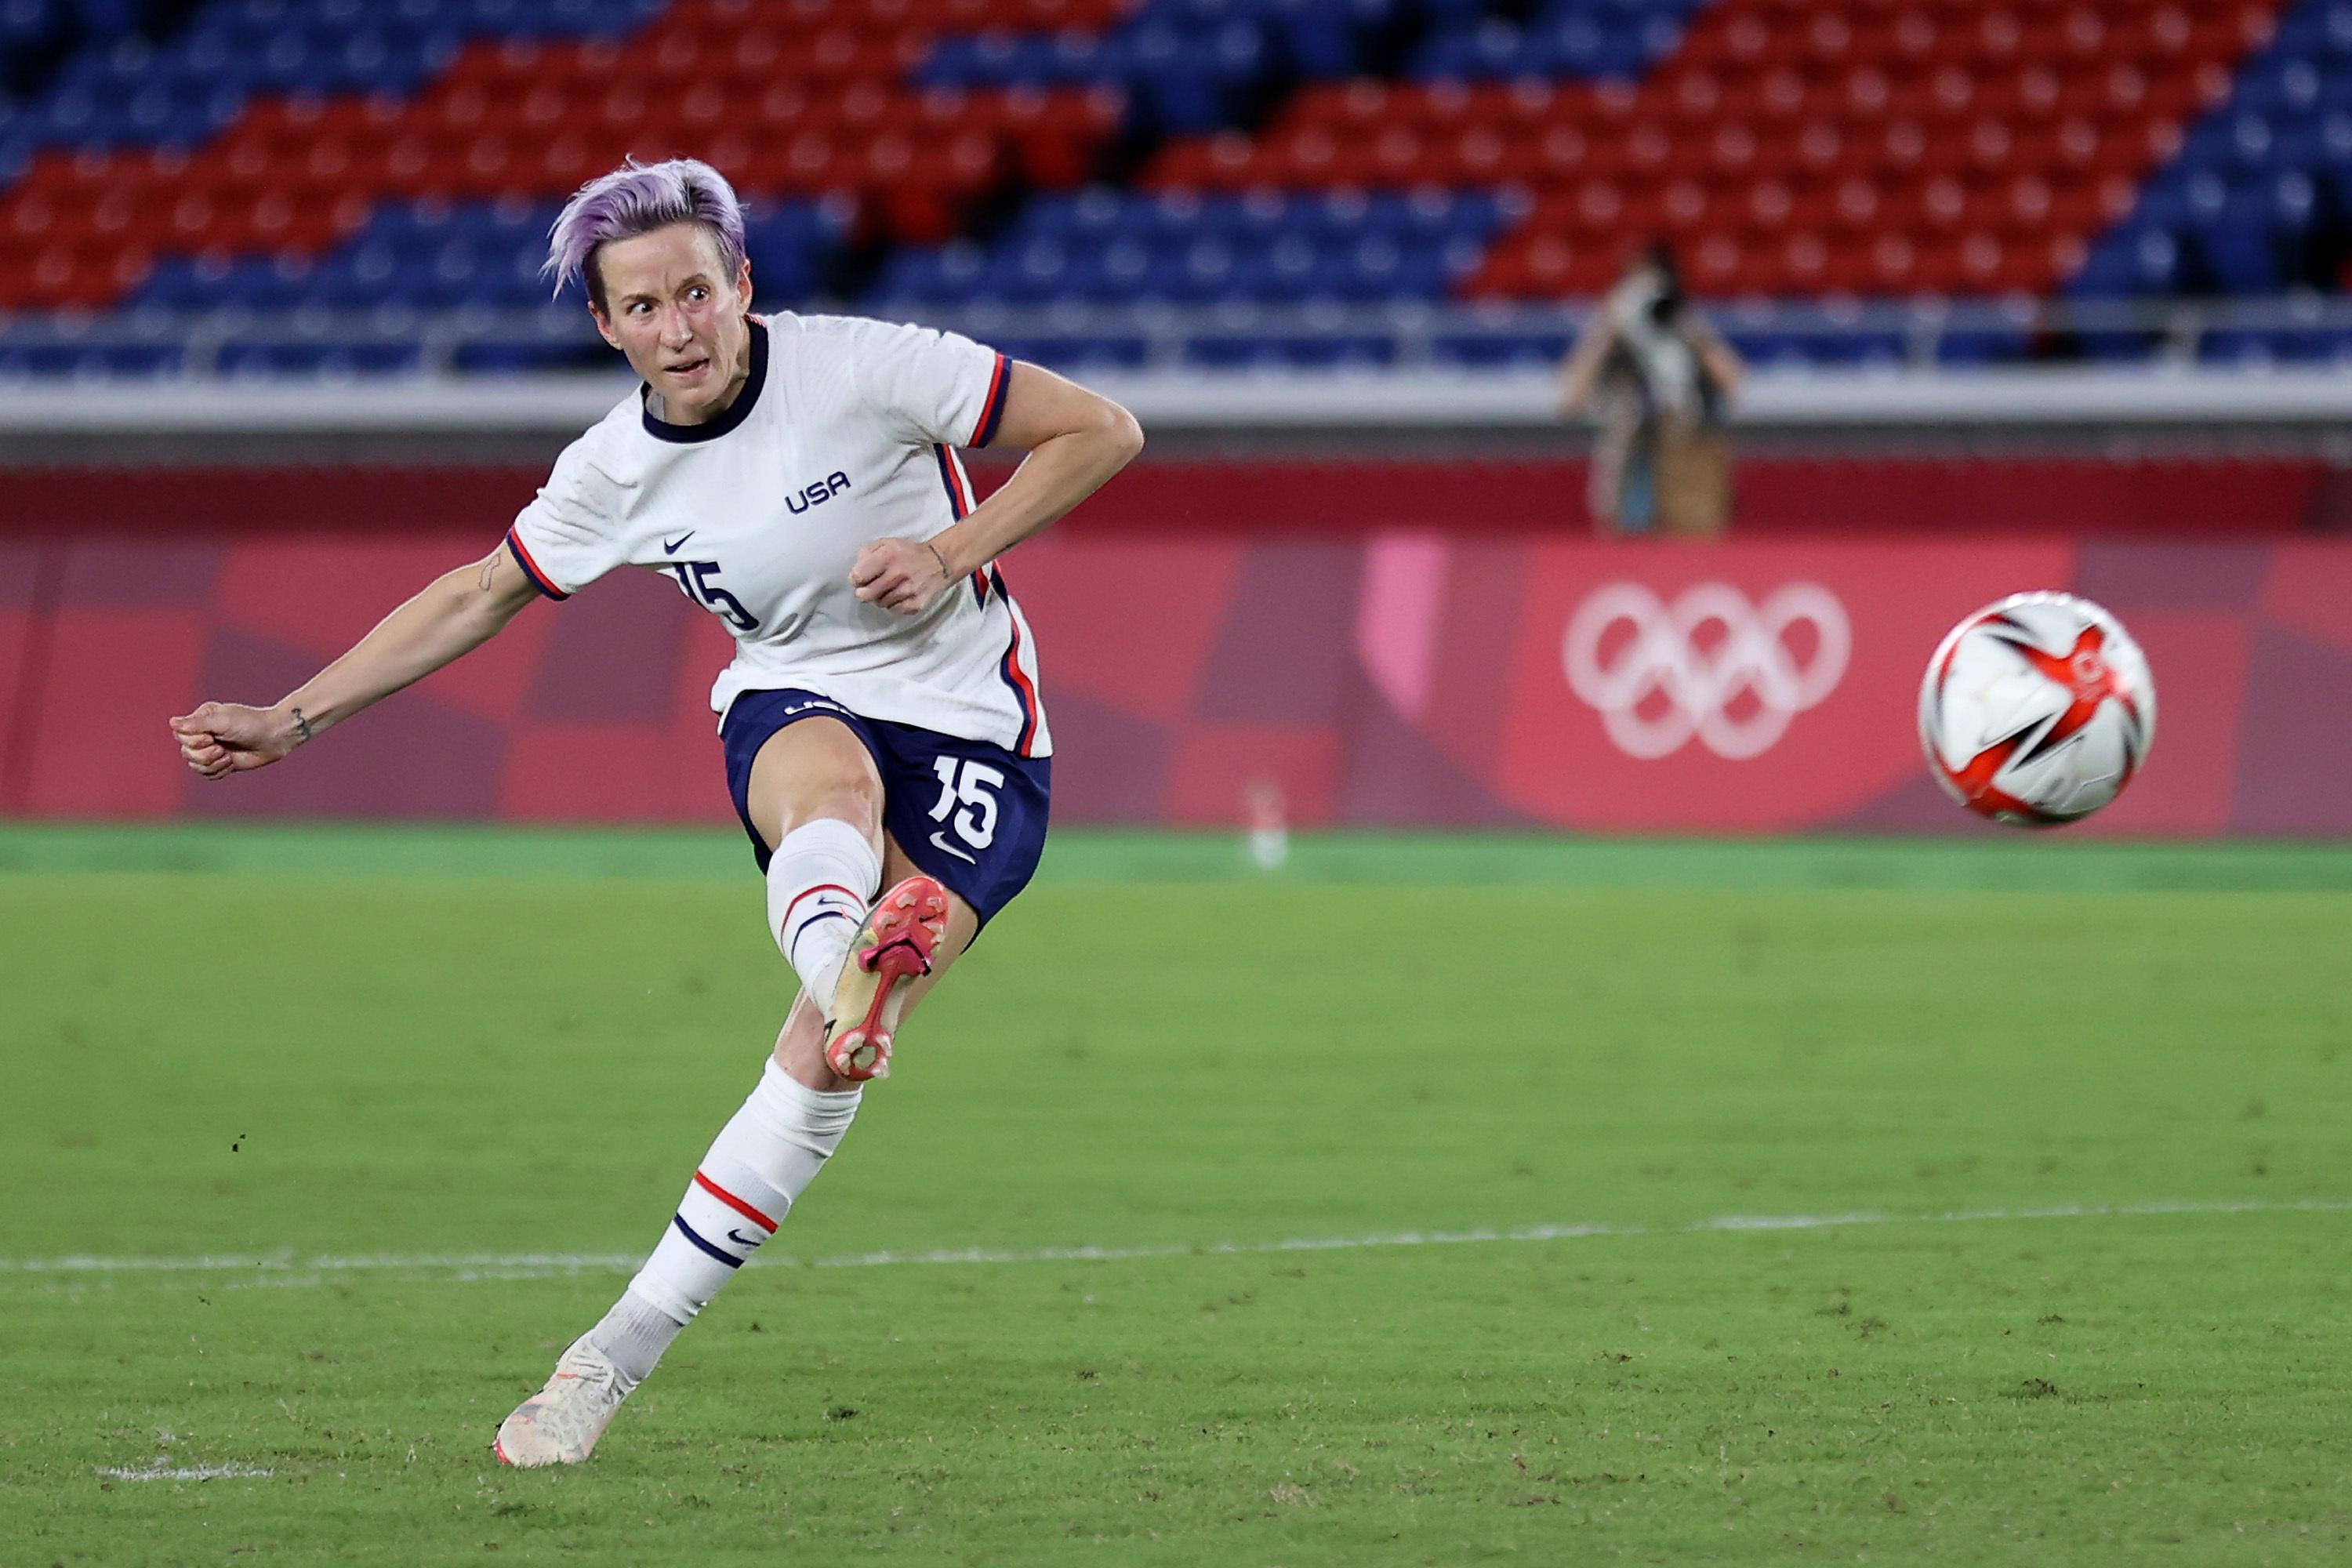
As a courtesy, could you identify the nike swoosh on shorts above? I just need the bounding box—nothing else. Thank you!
[928,831,978,866]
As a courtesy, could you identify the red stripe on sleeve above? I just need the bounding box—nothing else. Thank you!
[503,528,569,601]
[968,353,1011,447]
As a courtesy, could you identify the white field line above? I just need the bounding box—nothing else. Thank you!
[2,1197,2344,1282]
[99,1460,276,1482]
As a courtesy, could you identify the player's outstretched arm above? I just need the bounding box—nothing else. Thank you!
[169,541,543,779]
[851,361,1142,615]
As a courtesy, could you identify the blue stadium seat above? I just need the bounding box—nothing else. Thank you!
[982,334,1148,372]
[1430,331,1569,368]
[2199,325,2352,363]
[1933,327,2035,366]
[122,191,842,323]
[890,183,1509,310]
[0,342,183,376]
[1722,328,1902,369]
[1409,0,1697,82]
[869,241,989,308]
[220,341,423,374]
[455,341,606,372]
[915,0,1306,135]
[311,239,400,308]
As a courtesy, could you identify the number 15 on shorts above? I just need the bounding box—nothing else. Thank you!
[927,757,1004,861]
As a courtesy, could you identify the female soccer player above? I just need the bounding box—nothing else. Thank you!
[167,158,1143,1467]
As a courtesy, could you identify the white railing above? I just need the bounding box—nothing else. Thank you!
[6,295,2352,376]
[2,296,2350,431]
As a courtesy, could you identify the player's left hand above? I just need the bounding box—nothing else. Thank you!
[851,536,955,616]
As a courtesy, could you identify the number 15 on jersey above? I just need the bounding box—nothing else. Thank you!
[661,559,761,633]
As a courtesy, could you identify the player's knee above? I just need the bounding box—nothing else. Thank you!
[749,719,884,843]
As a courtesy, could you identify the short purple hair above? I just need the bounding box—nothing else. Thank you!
[543,157,747,310]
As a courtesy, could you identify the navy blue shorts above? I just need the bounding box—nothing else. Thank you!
[721,688,1051,927]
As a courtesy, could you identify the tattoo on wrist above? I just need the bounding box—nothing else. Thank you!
[290,707,314,744]
[926,541,951,579]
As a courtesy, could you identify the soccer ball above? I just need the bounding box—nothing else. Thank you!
[1918,592,2157,827]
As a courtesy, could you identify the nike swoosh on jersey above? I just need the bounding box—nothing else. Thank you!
[927,831,978,866]
[662,532,696,555]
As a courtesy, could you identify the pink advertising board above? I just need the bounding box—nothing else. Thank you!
[2,532,2346,836]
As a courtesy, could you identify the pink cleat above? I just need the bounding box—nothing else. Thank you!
[820,875,949,1081]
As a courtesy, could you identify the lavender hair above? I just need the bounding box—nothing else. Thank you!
[543,157,747,310]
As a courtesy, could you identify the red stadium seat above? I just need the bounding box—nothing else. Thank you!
[1836,64,1894,120]
[1687,230,1751,294]
[0,0,2296,313]
[1867,230,1918,293]
[1827,174,1883,234]
[1780,230,1832,292]
[1265,124,1337,185]
[1520,123,1601,190]
[978,86,1120,190]
[1661,67,1724,125]
[1622,119,1677,178]
[1446,124,1511,184]
[1521,232,1617,297]
[783,129,844,190]
[1894,8,1949,66]
[1365,125,1443,187]
[1561,178,1628,238]
[2045,230,2089,287]
[1907,238,1965,295]
[1735,178,1795,238]
[31,239,145,307]
[1755,67,1813,123]
[1655,176,1715,241]
[1141,136,1221,191]
[1955,230,2031,294]
[1967,117,2021,175]
[1918,173,1975,234]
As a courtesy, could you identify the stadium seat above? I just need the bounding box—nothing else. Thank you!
[0,0,2339,375]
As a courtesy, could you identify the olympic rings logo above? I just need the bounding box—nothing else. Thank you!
[1563,581,1852,760]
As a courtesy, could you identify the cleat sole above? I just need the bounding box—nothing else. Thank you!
[821,876,947,1081]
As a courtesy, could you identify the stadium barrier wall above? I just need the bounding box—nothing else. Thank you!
[3,530,2347,836]
[0,455,2340,539]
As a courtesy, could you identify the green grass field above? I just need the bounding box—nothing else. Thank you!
[3,827,2350,1566]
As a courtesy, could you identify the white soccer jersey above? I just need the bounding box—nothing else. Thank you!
[505,314,1050,757]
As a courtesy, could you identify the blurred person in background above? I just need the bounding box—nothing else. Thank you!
[1559,243,1745,538]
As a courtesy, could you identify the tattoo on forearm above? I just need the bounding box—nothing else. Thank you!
[291,707,314,744]
[926,541,950,579]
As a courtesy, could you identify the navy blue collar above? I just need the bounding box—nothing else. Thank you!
[641,318,767,444]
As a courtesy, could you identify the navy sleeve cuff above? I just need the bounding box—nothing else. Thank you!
[503,529,569,601]
[970,353,1011,448]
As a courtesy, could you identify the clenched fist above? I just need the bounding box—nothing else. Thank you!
[169,702,307,780]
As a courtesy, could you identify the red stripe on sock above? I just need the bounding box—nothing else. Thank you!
[784,884,864,924]
[693,1171,779,1233]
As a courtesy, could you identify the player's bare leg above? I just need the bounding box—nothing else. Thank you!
[495,728,976,1466]
[749,717,888,1014]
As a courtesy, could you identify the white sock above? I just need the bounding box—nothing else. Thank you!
[765,818,880,997]
[616,1058,863,1333]
[586,1290,677,1387]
